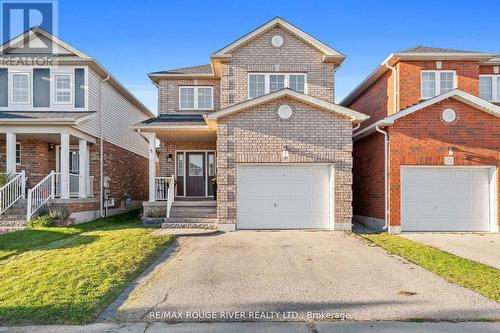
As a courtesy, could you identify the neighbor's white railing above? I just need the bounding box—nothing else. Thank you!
[166,175,175,218]
[27,171,55,220]
[0,171,25,215]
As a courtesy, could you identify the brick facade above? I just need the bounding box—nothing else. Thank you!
[216,97,353,229]
[388,99,500,228]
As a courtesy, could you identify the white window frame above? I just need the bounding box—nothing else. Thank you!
[247,73,308,99]
[178,86,214,110]
[53,73,73,105]
[15,142,21,165]
[479,75,500,102]
[11,72,31,105]
[420,70,457,100]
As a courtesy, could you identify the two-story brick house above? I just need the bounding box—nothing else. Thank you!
[341,47,500,233]
[0,27,154,231]
[136,17,368,231]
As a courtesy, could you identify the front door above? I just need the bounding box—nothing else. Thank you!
[186,153,205,196]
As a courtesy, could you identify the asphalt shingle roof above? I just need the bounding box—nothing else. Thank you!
[150,64,213,75]
[0,111,95,120]
[399,46,483,54]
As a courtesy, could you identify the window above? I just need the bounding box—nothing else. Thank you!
[421,71,455,99]
[12,73,30,104]
[179,86,213,110]
[15,143,21,165]
[54,74,72,104]
[249,74,265,98]
[269,74,285,92]
[248,73,307,99]
[479,75,500,102]
[188,154,203,176]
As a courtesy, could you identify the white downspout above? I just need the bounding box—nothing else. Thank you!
[376,125,389,231]
[100,75,110,218]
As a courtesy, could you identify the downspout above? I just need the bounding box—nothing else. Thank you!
[376,124,389,231]
[100,75,110,218]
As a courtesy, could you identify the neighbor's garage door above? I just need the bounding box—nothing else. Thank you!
[401,167,490,232]
[237,165,331,229]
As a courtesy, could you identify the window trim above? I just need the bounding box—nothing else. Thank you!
[420,70,457,100]
[15,142,21,165]
[11,72,32,105]
[53,73,74,105]
[178,86,214,111]
[247,73,308,99]
[479,75,500,102]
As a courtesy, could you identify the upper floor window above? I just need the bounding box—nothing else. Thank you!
[479,75,500,102]
[12,72,31,104]
[54,74,73,104]
[179,86,213,110]
[421,70,456,99]
[248,73,307,99]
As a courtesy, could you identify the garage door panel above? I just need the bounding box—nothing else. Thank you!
[401,167,490,232]
[237,165,331,230]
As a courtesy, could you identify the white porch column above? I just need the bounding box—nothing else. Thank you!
[60,133,70,199]
[78,139,88,198]
[6,133,17,174]
[145,133,157,202]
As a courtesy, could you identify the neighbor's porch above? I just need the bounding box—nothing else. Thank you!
[0,129,97,218]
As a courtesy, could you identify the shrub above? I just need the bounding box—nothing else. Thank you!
[48,205,69,223]
[0,172,11,187]
[28,215,54,228]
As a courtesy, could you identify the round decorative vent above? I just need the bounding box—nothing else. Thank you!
[278,105,293,119]
[442,108,457,123]
[271,35,284,47]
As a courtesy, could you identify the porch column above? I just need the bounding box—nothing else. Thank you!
[78,139,87,198]
[60,133,70,199]
[6,133,16,174]
[144,133,156,202]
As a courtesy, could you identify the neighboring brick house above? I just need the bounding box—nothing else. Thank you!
[0,28,153,228]
[341,47,500,233]
[135,17,368,231]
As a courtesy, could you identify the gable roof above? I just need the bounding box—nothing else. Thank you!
[353,89,500,140]
[0,27,154,118]
[205,88,368,124]
[340,46,499,107]
[212,17,345,63]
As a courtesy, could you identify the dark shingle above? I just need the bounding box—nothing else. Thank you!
[150,64,212,75]
[399,46,483,54]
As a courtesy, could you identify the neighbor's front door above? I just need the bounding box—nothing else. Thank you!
[186,153,205,196]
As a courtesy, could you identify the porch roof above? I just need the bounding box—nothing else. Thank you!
[0,111,96,125]
[132,114,208,129]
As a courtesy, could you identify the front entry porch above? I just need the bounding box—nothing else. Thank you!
[0,130,97,223]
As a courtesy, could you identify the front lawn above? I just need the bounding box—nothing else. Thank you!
[362,233,500,303]
[0,211,172,325]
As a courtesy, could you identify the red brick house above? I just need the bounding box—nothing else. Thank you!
[341,47,500,233]
[0,28,153,232]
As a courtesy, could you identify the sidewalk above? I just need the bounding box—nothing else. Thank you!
[1,321,499,333]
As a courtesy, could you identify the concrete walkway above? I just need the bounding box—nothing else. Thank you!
[101,231,500,322]
[1,322,499,333]
[401,233,500,269]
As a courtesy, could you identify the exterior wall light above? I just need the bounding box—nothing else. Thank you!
[282,145,289,162]
[167,153,173,162]
[448,146,454,156]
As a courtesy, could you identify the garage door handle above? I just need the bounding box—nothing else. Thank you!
[274,203,277,208]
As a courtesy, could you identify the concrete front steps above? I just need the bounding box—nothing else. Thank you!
[0,199,28,233]
[162,201,217,230]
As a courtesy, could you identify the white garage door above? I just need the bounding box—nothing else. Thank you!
[401,167,491,232]
[237,164,331,229]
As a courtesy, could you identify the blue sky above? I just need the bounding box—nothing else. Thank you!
[31,0,500,113]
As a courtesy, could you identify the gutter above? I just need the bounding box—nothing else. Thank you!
[100,75,110,218]
[375,125,390,231]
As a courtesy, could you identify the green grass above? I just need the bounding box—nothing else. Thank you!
[362,233,500,303]
[0,211,172,325]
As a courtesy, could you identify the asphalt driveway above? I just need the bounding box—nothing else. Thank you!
[401,233,500,269]
[103,231,500,322]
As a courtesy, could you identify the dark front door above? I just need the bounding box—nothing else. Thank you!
[186,153,205,196]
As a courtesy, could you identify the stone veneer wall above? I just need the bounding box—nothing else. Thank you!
[216,97,353,229]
